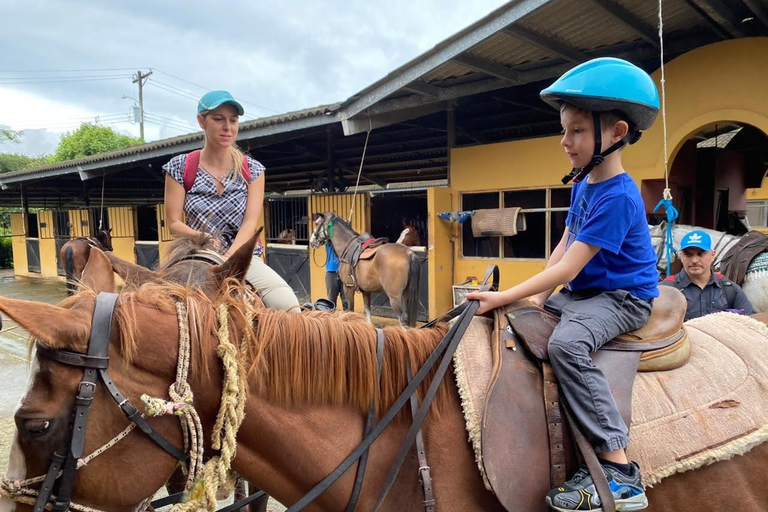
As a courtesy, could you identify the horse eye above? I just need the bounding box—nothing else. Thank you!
[25,419,51,436]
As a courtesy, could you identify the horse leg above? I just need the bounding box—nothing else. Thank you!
[363,292,372,323]
[389,293,407,328]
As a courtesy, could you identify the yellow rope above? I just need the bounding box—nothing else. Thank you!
[172,303,247,512]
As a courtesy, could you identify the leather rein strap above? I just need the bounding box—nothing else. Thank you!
[32,293,187,512]
[284,265,498,512]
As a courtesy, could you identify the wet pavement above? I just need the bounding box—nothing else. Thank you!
[0,270,68,468]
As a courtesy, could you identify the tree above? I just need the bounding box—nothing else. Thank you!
[0,129,22,143]
[0,153,51,174]
[54,123,141,162]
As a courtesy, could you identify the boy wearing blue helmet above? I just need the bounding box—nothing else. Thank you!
[468,58,659,511]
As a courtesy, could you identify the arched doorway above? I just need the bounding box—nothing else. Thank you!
[643,122,768,234]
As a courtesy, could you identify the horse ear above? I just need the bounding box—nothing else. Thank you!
[105,252,160,289]
[81,247,115,294]
[0,297,90,350]
[212,228,261,284]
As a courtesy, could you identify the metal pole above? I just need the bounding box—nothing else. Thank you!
[132,70,153,141]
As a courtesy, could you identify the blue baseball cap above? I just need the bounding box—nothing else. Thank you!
[197,90,244,116]
[680,230,712,251]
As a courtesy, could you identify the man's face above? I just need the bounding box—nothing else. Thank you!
[680,247,716,278]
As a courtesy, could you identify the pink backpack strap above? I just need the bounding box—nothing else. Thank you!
[183,150,202,193]
[240,155,250,182]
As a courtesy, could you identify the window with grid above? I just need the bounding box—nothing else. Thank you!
[461,187,571,260]
[746,200,768,228]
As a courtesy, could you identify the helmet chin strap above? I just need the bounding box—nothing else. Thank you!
[561,112,640,185]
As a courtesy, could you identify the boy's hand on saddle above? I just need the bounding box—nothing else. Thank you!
[465,290,505,316]
[529,291,550,308]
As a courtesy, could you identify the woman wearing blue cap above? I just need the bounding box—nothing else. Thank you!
[163,90,301,313]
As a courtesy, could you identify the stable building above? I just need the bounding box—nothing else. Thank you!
[2,0,767,321]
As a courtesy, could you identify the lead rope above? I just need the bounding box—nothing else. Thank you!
[347,118,372,224]
[652,0,678,276]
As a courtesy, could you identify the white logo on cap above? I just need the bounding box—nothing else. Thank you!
[688,233,702,243]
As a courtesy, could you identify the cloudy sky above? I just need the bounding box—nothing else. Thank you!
[0,0,509,155]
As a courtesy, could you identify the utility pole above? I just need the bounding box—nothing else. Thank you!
[132,70,153,141]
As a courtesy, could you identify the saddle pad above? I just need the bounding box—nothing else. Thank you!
[453,312,768,489]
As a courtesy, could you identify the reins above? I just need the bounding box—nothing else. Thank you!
[285,265,498,512]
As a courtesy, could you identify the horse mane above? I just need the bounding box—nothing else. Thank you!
[114,278,452,418]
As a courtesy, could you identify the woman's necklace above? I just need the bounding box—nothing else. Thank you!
[199,162,231,183]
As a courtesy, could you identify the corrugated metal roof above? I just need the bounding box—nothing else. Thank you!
[0,103,340,181]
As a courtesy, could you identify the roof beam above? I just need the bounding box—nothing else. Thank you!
[289,142,387,187]
[503,25,589,63]
[340,0,553,120]
[451,53,523,83]
[590,0,660,48]
[403,81,443,98]
[685,0,744,38]
[342,33,708,135]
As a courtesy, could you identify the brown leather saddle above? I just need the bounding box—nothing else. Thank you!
[719,230,768,285]
[481,286,689,512]
[341,235,388,289]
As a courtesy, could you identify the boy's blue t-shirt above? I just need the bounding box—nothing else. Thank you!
[326,244,340,272]
[565,172,659,300]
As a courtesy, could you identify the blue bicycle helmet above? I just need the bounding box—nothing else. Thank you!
[540,58,660,184]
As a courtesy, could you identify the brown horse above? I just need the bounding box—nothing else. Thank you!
[396,220,422,247]
[310,212,422,327]
[60,229,113,295]
[1,235,766,512]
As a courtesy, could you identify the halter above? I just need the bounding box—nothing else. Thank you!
[1,293,188,512]
[311,215,336,248]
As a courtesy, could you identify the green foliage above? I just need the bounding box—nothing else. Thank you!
[54,123,141,162]
[0,153,52,174]
[0,236,12,268]
[0,129,22,143]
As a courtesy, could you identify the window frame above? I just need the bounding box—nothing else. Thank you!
[460,186,570,262]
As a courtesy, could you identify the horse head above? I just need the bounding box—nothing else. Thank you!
[0,236,260,512]
[95,229,113,252]
[107,231,260,299]
[309,212,333,248]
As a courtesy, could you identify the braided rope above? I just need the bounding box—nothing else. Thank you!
[170,303,247,512]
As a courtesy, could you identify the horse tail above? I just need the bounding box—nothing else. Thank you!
[64,246,76,296]
[403,250,422,327]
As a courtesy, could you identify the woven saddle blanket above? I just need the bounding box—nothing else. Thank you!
[453,312,768,487]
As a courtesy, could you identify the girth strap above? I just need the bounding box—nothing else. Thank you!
[406,361,435,512]
[345,328,385,512]
[542,363,567,486]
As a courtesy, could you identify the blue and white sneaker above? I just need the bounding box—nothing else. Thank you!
[545,462,648,511]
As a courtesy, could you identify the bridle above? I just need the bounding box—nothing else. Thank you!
[310,215,336,249]
[6,293,188,512]
[5,264,498,512]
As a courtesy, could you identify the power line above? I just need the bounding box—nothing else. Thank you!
[151,67,281,114]
[0,67,148,73]
[144,113,198,131]
[146,80,198,101]
[0,76,133,85]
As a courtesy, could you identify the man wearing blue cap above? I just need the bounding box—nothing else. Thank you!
[662,230,753,320]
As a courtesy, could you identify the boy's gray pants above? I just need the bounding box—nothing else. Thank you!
[544,289,653,453]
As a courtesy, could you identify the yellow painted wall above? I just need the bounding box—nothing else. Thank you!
[449,38,768,289]
[107,207,136,264]
[10,214,27,277]
[427,187,455,318]
[69,210,91,238]
[39,238,58,278]
[308,193,369,309]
